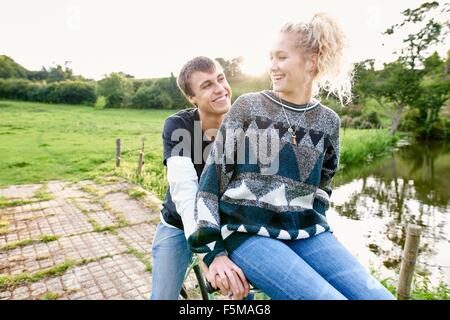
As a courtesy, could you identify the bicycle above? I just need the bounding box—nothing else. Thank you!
[179,256,210,300]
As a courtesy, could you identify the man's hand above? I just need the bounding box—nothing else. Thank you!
[206,255,250,300]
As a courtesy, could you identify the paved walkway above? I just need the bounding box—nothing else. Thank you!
[0,177,198,300]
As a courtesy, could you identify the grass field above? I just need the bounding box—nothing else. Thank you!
[0,100,399,199]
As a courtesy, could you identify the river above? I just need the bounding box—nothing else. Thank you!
[329,139,450,289]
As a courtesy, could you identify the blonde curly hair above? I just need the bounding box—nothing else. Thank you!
[281,13,353,104]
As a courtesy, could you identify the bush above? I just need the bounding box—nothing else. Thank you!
[27,83,49,102]
[350,116,362,128]
[341,115,353,129]
[46,81,96,105]
[131,85,173,109]
[0,78,96,105]
[94,96,107,109]
[365,111,381,128]
[341,104,363,118]
[399,108,421,132]
[131,79,154,93]
[0,79,35,100]
[359,121,374,129]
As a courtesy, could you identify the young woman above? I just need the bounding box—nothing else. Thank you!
[188,13,396,300]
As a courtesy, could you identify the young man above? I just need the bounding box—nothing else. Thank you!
[150,56,249,300]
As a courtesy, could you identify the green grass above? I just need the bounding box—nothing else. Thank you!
[0,100,170,198]
[0,197,34,209]
[39,292,60,300]
[0,235,59,252]
[0,255,114,290]
[0,259,77,290]
[0,184,53,209]
[34,184,53,201]
[1,100,399,200]
[128,188,147,199]
[340,128,399,168]
[371,269,450,300]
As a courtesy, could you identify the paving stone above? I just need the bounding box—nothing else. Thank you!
[0,184,42,200]
[103,193,157,224]
[0,179,159,300]
[1,207,93,241]
[116,223,156,260]
[12,286,31,300]
[47,182,91,199]
[0,291,12,300]
[0,232,128,274]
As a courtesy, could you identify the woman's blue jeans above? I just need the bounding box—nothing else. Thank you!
[230,231,396,300]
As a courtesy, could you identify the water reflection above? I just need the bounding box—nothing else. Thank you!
[329,140,450,287]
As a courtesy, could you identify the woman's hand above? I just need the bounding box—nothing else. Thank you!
[206,255,250,300]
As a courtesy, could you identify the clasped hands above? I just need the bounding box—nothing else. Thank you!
[199,255,250,300]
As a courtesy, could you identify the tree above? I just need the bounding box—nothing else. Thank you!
[0,55,29,79]
[412,51,450,137]
[215,58,231,78]
[352,59,378,105]
[152,75,187,108]
[215,56,244,79]
[96,72,134,108]
[382,1,450,137]
[229,56,244,78]
[46,64,73,83]
[168,72,188,107]
[384,1,450,69]
[377,61,422,135]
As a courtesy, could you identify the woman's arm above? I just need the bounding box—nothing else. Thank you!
[313,116,341,215]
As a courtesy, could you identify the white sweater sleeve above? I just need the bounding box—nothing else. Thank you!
[166,156,199,240]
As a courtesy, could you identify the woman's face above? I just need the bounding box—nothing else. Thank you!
[268,32,314,96]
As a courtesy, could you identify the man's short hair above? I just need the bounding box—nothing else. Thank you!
[177,56,222,98]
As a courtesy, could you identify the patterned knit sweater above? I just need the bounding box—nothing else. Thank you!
[188,90,341,266]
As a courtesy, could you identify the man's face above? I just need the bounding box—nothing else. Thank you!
[188,67,232,116]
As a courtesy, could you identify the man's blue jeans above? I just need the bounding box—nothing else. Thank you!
[230,231,396,300]
[150,222,192,300]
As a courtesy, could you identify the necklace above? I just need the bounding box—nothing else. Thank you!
[276,93,316,145]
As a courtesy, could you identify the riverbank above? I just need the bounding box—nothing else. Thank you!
[340,128,405,168]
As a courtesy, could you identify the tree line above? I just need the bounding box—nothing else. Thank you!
[0,1,448,139]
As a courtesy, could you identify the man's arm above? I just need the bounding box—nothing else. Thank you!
[166,156,198,239]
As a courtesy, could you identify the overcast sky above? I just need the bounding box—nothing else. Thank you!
[1,0,448,79]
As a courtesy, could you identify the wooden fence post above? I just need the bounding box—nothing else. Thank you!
[397,224,422,300]
[136,137,145,176]
[116,138,121,168]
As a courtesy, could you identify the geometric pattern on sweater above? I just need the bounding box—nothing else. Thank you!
[224,181,314,209]
[225,173,318,204]
[221,223,328,241]
[223,180,257,201]
[188,91,340,266]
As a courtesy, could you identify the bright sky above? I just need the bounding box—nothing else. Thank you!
[1,0,448,79]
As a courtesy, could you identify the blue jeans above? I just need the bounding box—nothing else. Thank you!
[150,222,192,300]
[230,232,396,300]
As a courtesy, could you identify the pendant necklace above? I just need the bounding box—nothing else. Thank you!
[276,93,313,145]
